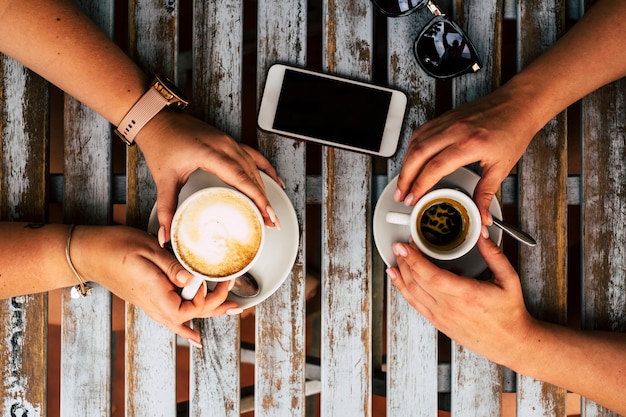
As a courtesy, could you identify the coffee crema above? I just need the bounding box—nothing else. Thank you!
[173,188,263,278]
[417,197,469,251]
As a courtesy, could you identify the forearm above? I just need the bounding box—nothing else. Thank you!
[0,0,146,126]
[499,0,626,137]
[506,320,626,415]
[0,222,77,297]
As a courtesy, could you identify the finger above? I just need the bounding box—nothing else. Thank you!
[393,242,442,282]
[387,265,436,321]
[201,153,278,229]
[147,240,193,287]
[476,236,519,290]
[395,130,443,203]
[155,177,185,246]
[397,135,479,206]
[404,145,468,204]
[393,242,473,297]
[169,322,201,346]
[199,281,240,316]
[392,243,441,301]
[472,168,505,225]
[241,144,286,189]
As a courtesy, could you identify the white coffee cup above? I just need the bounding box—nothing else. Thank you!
[385,188,481,261]
[171,187,266,299]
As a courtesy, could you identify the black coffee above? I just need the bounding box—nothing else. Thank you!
[417,198,469,251]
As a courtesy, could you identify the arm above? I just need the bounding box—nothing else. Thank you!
[395,0,626,223]
[0,222,240,345]
[387,238,626,415]
[0,0,283,240]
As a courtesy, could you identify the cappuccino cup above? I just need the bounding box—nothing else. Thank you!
[385,188,481,261]
[171,187,265,294]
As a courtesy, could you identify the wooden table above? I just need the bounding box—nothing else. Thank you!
[1,1,624,416]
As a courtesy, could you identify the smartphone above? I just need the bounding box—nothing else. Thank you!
[258,64,407,157]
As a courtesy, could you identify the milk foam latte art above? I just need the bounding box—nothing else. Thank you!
[172,188,264,280]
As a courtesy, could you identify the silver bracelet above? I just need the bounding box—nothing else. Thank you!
[65,225,93,298]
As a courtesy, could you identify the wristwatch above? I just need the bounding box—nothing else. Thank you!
[114,74,189,145]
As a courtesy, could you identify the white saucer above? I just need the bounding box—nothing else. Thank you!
[148,170,299,309]
[373,167,503,278]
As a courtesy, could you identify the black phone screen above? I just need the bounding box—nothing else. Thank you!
[272,69,392,152]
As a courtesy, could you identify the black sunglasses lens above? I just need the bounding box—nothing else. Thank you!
[372,0,425,17]
[414,17,481,78]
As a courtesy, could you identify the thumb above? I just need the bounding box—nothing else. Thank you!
[472,174,500,225]
[476,236,519,290]
[163,257,193,287]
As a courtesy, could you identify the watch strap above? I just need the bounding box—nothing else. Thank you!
[114,87,169,145]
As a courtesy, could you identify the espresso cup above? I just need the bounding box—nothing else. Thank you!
[171,187,265,298]
[385,188,481,261]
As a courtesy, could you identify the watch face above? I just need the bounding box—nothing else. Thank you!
[153,74,189,109]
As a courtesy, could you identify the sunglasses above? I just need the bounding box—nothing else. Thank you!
[372,0,481,79]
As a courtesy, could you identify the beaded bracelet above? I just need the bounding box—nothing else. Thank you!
[65,225,93,298]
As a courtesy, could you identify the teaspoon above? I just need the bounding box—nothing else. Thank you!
[491,217,537,247]
[449,188,537,247]
[230,272,260,298]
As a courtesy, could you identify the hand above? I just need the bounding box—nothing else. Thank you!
[394,87,538,224]
[135,110,285,244]
[386,236,536,366]
[71,225,241,345]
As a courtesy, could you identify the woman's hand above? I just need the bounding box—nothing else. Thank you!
[386,236,536,366]
[394,86,538,225]
[136,110,285,245]
[72,225,241,345]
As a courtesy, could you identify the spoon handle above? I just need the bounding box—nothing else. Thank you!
[492,217,537,247]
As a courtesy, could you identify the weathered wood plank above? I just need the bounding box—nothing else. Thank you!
[321,1,373,416]
[125,1,178,416]
[0,56,49,417]
[6,1,624,416]
[517,1,569,416]
[256,0,308,415]
[451,1,503,415]
[60,2,114,416]
[190,2,243,416]
[581,77,626,417]
[386,8,439,417]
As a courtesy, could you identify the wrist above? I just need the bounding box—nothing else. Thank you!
[65,225,93,298]
[497,317,554,375]
[66,225,101,288]
[501,69,573,137]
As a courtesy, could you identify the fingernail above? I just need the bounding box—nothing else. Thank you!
[481,225,490,239]
[202,280,208,297]
[226,308,244,316]
[404,193,414,206]
[176,269,192,286]
[278,177,287,189]
[266,205,281,230]
[393,188,402,202]
[485,211,494,226]
[386,268,398,279]
[392,242,408,257]
[228,279,235,291]
[158,226,166,248]
[187,339,203,349]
